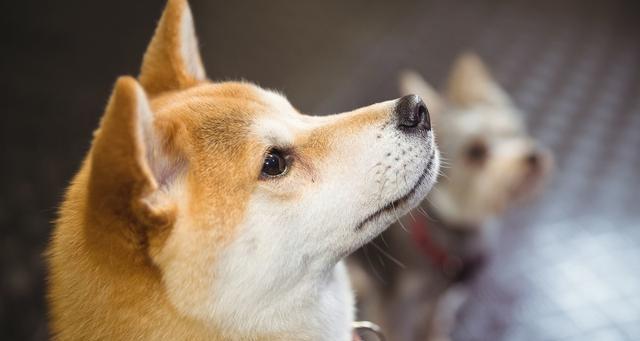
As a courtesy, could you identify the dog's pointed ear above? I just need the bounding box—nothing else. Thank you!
[89,77,178,227]
[139,0,206,96]
[446,52,511,107]
[399,70,444,117]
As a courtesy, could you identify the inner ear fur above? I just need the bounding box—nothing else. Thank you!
[89,76,178,229]
[446,52,512,108]
[139,0,206,96]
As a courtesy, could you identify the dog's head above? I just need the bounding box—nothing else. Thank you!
[72,0,438,333]
[400,53,552,227]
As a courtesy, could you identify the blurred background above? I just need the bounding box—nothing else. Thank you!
[1,0,639,340]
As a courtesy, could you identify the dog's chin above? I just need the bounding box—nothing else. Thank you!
[340,179,435,259]
[355,152,439,241]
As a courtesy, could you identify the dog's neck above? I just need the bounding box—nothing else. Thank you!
[409,203,488,283]
[421,203,482,233]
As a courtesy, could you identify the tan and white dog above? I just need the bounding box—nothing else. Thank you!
[46,0,439,340]
[350,53,552,341]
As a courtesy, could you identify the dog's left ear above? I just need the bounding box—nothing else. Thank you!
[446,52,511,108]
[89,77,178,228]
[139,0,206,96]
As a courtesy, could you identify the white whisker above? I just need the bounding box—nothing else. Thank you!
[371,240,406,269]
[363,245,385,284]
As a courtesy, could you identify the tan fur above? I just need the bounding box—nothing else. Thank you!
[48,82,326,340]
[140,0,206,95]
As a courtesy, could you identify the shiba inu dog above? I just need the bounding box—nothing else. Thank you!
[350,53,552,341]
[45,0,439,340]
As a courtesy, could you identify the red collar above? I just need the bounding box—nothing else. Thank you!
[410,216,463,277]
[411,216,449,267]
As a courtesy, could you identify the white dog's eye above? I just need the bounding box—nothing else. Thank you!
[261,149,289,178]
[466,140,489,164]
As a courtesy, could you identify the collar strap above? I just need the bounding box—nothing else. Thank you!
[410,216,452,268]
[410,212,468,278]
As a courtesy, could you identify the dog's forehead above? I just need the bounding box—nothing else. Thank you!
[249,87,317,145]
[452,105,525,138]
[151,81,301,129]
[255,87,298,116]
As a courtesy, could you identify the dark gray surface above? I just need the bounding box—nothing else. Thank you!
[1,0,639,340]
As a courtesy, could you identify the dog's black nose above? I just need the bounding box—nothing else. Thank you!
[526,153,539,168]
[526,152,545,173]
[395,94,431,132]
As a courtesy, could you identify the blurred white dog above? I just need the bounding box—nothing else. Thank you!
[349,53,553,341]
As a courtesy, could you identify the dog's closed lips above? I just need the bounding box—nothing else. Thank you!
[356,151,437,230]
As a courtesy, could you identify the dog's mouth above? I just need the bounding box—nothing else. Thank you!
[510,169,547,204]
[356,151,437,230]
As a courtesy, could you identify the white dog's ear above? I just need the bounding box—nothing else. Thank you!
[139,0,206,96]
[399,70,444,117]
[89,77,179,227]
[446,52,511,107]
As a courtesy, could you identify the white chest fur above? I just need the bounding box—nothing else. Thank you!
[212,261,355,340]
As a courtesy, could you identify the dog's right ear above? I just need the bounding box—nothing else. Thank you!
[399,70,444,118]
[139,0,206,96]
[89,77,179,228]
[446,52,511,108]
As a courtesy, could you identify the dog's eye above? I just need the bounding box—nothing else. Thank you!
[466,141,489,164]
[261,149,288,177]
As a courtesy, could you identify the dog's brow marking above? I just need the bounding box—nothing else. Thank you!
[252,117,295,147]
